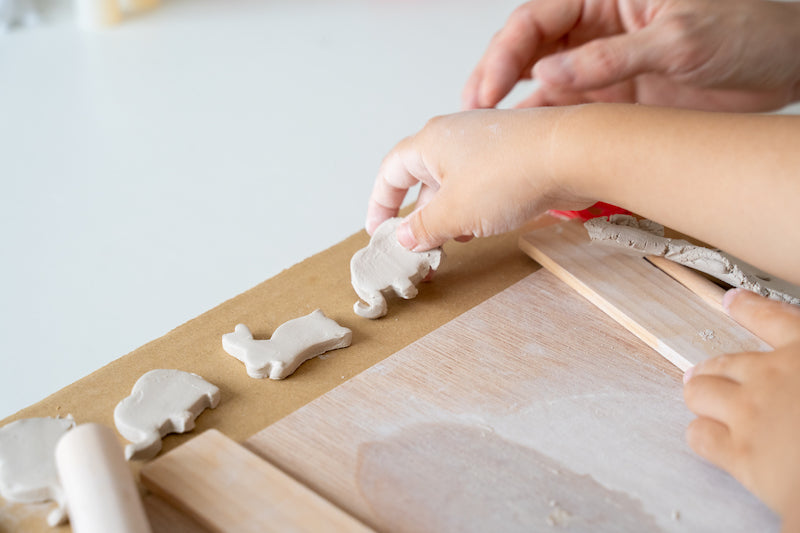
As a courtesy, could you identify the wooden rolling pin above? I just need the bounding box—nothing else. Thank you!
[55,423,152,533]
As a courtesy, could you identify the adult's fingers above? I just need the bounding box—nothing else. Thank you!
[462,0,584,109]
[686,417,735,473]
[723,289,800,348]
[513,86,592,108]
[366,137,437,235]
[533,28,663,92]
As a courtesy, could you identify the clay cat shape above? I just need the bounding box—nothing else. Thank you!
[350,217,443,319]
[221,309,352,379]
[114,369,220,461]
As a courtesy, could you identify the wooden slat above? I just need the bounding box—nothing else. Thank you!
[141,429,373,533]
[519,220,770,370]
[143,494,210,533]
[246,270,777,532]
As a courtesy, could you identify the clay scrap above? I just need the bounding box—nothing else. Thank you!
[351,217,444,319]
[222,309,352,379]
[585,214,800,305]
[0,416,75,527]
[114,369,220,461]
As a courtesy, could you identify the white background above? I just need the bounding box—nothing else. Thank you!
[1,0,798,420]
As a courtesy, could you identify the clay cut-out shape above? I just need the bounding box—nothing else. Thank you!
[585,214,800,305]
[0,416,75,527]
[351,217,444,319]
[222,309,352,379]
[114,369,220,461]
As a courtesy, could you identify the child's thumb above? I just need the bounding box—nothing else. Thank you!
[396,198,456,252]
[723,289,800,348]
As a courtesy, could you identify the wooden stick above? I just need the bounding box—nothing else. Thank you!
[55,423,152,533]
[645,255,727,314]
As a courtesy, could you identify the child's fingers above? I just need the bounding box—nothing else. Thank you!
[684,351,757,385]
[366,138,436,235]
[397,194,457,252]
[415,183,438,211]
[683,374,741,423]
[723,288,800,348]
[686,417,734,472]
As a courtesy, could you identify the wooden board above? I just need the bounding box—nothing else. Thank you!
[141,429,372,533]
[245,270,777,532]
[519,220,770,370]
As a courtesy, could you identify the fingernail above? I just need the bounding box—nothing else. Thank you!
[722,288,745,314]
[683,365,695,384]
[535,54,574,85]
[396,221,418,250]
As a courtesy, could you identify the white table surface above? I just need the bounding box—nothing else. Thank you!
[1,0,798,420]
[0,0,532,419]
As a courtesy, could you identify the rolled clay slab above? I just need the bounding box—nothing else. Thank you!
[114,369,220,461]
[222,309,352,379]
[350,217,444,319]
[585,214,800,305]
[0,416,75,527]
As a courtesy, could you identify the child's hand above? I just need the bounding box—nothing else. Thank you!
[464,0,800,112]
[365,107,593,250]
[684,289,800,527]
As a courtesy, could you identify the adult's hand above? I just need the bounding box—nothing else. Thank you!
[463,0,800,112]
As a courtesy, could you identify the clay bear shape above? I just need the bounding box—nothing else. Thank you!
[221,309,352,379]
[114,369,220,461]
[0,416,74,526]
[350,217,443,319]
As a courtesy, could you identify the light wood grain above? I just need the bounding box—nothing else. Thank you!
[519,221,770,370]
[143,494,210,533]
[246,270,777,532]
[141,429,373,533]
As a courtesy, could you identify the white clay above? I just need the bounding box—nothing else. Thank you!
[350,217,444,319]
[0,416,75,527]
[585,214,800,305]
[222,309,352,379]
[114,369,220,461]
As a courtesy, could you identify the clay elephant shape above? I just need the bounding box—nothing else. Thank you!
[350,218,443,319]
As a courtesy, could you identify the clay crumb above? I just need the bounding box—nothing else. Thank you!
[546,500,572,527]
[672,509,681,521]
[698,329,715,341]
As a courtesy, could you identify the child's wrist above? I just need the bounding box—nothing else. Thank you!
[550,103,620,208]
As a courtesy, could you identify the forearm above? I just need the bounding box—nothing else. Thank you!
[557,103,800,284]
